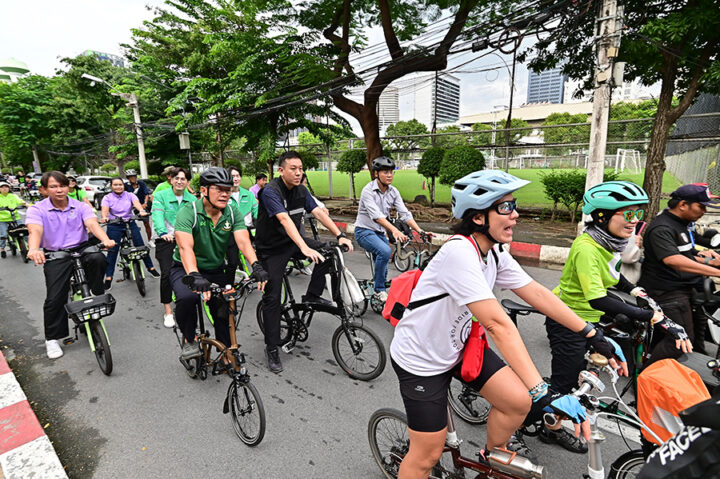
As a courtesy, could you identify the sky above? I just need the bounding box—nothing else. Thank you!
[0,1,531,134]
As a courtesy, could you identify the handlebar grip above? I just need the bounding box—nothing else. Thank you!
[614,313,631,326]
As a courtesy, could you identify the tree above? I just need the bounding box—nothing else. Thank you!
[470,123,493,147]
[542,112,590,156]
[439,146,485,186]
[384,120,430,161]
[433,125,468,149]
[524,0,720,218]
[337,149,367,203]
[418,147,445,206]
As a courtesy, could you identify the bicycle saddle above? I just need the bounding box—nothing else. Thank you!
[501,298,538,314]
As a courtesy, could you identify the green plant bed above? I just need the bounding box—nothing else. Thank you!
[305,168,681,209]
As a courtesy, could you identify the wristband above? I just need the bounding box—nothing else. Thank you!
[704,257,711,265]
[529,382,549,402]
[336,232,347,240]
[579,322,595,338]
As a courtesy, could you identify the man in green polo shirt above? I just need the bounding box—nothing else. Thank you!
[170,167,268,360]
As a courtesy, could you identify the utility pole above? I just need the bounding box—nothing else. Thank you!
[127,93,148,179]
[431,71,439,146]
[504,49,518,172]
[583,0,624,230]
[326,106,333,198]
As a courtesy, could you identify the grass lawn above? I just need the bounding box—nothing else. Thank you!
[299,168,681,209]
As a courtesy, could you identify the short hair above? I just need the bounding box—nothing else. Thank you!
[255,173,268,181]
[278,150,302,168]
[667,197,681,209]
[170,167,190,180]
[227,166,242,177]
[40,171,69,188]
[110,176,125,185]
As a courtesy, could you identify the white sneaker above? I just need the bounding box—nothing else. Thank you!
[163,313,175,328]
[45,340,63,359]
[373,291,388,302]
[148,240,156,248]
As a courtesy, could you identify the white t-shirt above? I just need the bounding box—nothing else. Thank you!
[390,236,532,376]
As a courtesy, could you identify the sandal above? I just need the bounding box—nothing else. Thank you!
[506,431,538,462]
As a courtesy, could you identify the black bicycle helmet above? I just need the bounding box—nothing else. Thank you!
[199,167,233,187]
[372,156,395,171]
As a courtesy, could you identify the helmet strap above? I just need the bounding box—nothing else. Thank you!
[202,187,224,212]
[478,210,500,244]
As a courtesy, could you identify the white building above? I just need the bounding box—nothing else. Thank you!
[412,72,461,129]
[564,78,654,103]
[378,86,399,135]
[0,58,30,83]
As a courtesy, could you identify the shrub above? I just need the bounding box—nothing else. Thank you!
[337,149,367,203]
[540,169,623,222]
[100,163,117,173]
[438,146,485,186]
[418,147,445,206]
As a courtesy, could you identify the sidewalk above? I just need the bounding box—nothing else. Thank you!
[0,349,67,479]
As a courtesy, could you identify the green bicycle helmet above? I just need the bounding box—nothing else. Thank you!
[582,181,648,215]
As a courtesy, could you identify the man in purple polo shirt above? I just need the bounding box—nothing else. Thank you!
[26,171,116,360]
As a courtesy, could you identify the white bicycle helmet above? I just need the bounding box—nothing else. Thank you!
[451,170,530,219]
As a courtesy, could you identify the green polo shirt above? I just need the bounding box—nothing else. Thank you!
[173,197,245,271]
[67,188,87,201]
[0,193,24,222]
[230,186,258,220]
[154,181,171,194]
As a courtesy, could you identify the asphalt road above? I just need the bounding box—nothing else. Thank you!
[0,235,638,479]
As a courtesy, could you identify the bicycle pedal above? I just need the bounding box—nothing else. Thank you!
[281,344,294,354]
[62,338,75,345]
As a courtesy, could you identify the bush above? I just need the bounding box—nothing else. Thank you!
[540,169,622,222]
[189,173,201,193]
[419,147,445,206]
[124,160,140,172]
[1,168,10,174]
[337,149,368,202]
[438,146,485,186]
[297,149,319,170]
[100,163,117,173]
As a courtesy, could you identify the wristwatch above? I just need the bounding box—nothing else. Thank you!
[336,232,347,240]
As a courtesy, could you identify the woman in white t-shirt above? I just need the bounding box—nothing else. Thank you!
[390,170,628,478]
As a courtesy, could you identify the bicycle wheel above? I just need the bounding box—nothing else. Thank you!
[133,260,146,297]
[89,320,113,375]
[226,379,266,447]
[255,301,292,345]
[393,244,412,272]
[447,377,490,425]
[368,408,409,479]
[9,240,17,256]
[18,237,28,263]
[608,449,645,479]
[331,322,386,380]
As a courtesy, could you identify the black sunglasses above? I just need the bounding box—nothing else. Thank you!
[493,199,517,215]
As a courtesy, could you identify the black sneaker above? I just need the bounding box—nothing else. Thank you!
[0,250,5,258]
[266,347,283,373]
[180,342,202,360]
[104,279,113,291]
[148,268,160,278]
[506,431,538,463]
[301,294,333,307]
[539,426,588,453]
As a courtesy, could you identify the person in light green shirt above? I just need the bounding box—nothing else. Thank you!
[66,175,92,208]
[0,181,26,257]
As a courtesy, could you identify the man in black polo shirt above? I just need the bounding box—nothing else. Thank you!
[639,183,720,363]
[256,150,353,373]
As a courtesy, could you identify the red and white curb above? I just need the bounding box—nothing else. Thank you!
[327,221,571,266]
[0,350,67,479]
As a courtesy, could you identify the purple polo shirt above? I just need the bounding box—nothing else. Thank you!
[102,191,138,220]
[249,184,261,198]
[26,198,96,251]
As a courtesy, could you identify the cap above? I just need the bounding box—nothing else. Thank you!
[0,181,10,187]
[670,183,720,205]
[162,166,175,176]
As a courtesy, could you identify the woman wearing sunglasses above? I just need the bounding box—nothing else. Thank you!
[542,181,692,453]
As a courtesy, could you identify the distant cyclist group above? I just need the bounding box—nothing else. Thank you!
[6,148,720,478]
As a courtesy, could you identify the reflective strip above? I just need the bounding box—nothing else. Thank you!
[677,243,693,252]
[288,208,304,216]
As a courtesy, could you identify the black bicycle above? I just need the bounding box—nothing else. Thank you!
[256,243,387,380]
[46,244,116,375]
[0,206,29,263]
[106,215,151,297]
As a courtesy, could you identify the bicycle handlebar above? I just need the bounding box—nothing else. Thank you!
[45,244,107,261]
[105,214,149,225]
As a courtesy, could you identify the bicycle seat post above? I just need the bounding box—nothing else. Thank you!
[445,405,461,447]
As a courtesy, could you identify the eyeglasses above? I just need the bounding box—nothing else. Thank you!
[494,200,517,215]
[210,185,232,194]
[616,209,645,221]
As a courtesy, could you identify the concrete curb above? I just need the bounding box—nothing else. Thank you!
[326,221,571,266]
[0,350,67,479]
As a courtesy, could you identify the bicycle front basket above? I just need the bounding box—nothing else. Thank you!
[65,294,116,323]
[120,245,150,261]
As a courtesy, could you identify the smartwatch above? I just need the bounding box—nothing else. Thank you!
[336,232,347,240]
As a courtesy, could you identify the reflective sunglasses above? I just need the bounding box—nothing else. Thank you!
[617,209,644,221]
[494,199,517,215]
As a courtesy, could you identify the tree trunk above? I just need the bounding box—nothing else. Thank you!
[551,202,557,222]
[430,176,436,207]
[216,125,224,168]
[361,106,382,170]
[350,172,356,204]
[267,160,274,179]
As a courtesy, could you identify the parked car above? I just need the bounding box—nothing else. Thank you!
[76,176,111,204]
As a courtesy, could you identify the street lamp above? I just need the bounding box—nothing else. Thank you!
[81,73,148,179]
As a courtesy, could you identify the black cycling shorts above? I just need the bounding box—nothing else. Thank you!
[391,349,506,433]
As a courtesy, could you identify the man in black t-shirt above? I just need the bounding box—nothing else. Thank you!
[255,151,353,373]
[639,184,720,361]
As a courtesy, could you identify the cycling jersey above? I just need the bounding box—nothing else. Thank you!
[390,237,531,376]
[67,188,87,201]
[0,193,23,222]
[553,233,622,323]
[151,188,195,237]
[173,197,244,271]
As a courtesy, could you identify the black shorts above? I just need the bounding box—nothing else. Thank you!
[391,349,506,433]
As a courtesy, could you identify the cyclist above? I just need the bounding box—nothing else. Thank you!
[100,177,159,290]
[25,171,115,359]
[16,171,26,197]
[226,166,258,283]
[66,175,93,208]
[249,173,267,198]
[0,180,26,258]
[151,167,195,328]
[389,170,626,478]
[543,181,691,453]
[171,167,268,361]
[255,150,353,373]
[639,183,720,360]
[125,169,153,243]
[354,156,424,303]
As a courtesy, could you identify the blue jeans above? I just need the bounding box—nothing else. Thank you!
[0,220,23,249]
[355,227,392,292]
[105,221,154,278]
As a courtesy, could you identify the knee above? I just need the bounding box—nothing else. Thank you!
[377,243,392,261]
[409,443,445,471]
[498,388,532,418]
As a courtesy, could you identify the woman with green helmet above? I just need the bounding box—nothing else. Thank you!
[542,180,691,453]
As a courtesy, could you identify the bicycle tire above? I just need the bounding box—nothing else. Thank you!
[370,295,385,314]
[227,379,266,447]
[9,240,17,256]
[133,260,146,297]
[255,301,292,345]
[331,322,386,380]
[607,449,645,479]
[393,244,412,272]
[447,377,490,425]
[368,408,409,479]
[89,320,113,375]
[18,237,28,263]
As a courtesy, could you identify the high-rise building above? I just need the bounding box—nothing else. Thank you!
[564,78,654,103]
[413,73,461,129]
[378,87,399,135]
[526,67,567,104]
[80,50,127,68]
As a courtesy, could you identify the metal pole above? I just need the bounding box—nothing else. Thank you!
[326,106,333,198]
[128,93,148,179]
[504,49,518,173]
[432,71,438,146]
